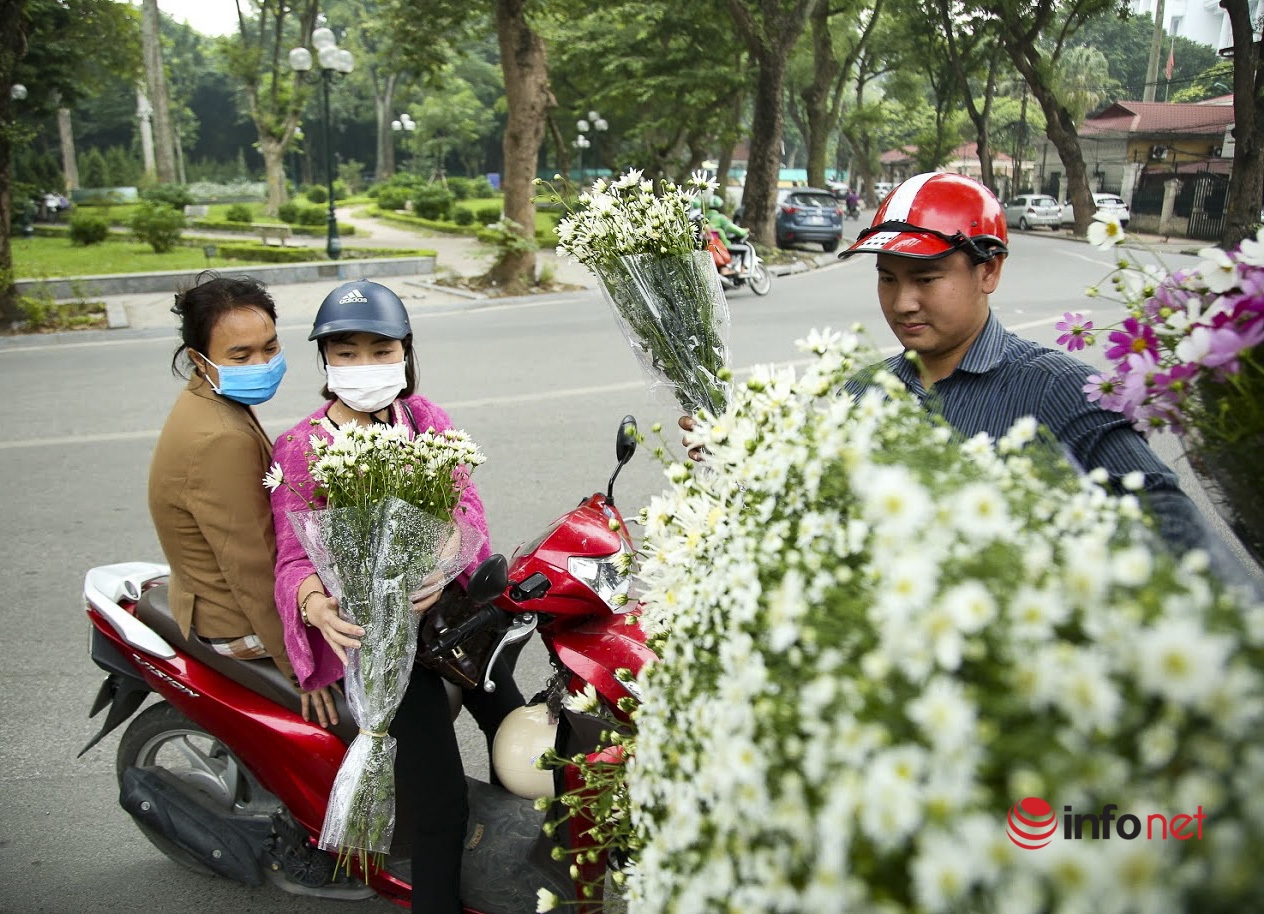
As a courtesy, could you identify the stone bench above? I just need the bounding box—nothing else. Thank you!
[257,224,293,246]
[183,204,210,218]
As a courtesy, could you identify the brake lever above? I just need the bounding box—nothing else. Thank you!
[480,613,537,693]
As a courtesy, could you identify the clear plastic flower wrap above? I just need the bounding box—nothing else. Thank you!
[288,498,485,868]
[591,250,732,414]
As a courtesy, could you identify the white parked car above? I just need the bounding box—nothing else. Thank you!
[1003,194,1062,230]
[1061,192,1130,228]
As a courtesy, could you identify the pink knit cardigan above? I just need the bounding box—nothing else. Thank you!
[270,395,492,691]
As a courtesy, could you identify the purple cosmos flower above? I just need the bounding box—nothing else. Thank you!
[1105,317,1159,364]
[1083,373,1125,412]
[1056,312,1095,352]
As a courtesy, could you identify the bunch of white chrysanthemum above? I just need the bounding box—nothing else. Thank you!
[299,421,485,516]
[620,328,1264,914]
[550,168,716,268]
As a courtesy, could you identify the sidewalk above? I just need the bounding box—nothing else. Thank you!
[107,207,597,330]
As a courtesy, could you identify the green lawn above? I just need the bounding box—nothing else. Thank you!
[367,195,560,245]
[11,236,434,279]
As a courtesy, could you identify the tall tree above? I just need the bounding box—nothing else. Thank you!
[2,0,140,324]
[790,0,886,190]
[975,0,1121,235]
[227,0,318,216]
[727,0,819,245]
[142,0,177,183]
[1219,0,1264,248]
[392,0,552,292]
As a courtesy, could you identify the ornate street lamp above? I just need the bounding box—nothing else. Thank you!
[391,112,415,173]
[289,27,354,260]
[574,128,591,187]
[587,110,608,181]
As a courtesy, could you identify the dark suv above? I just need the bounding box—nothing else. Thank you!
[775,188,844,252]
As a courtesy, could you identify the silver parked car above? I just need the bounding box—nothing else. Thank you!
[1003,194,1062,230]
[1061,192,1131,228]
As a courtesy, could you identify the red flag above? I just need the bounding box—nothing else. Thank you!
[1165,43,1175,81]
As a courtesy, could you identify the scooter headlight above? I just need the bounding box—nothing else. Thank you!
[568,545,632,612]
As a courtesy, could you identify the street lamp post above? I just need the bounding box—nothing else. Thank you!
[9,84,34,238]
[587,110,608,181]
[574,126,591,187]
[289,28,354,261]
[390,113,415,174]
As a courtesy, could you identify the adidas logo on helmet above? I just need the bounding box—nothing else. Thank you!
[338,288,369,304]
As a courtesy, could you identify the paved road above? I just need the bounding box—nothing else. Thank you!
[0,232,1249,913]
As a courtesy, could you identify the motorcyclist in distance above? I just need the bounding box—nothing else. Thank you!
[706,195,752,275]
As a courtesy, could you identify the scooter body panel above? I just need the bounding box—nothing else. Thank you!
[549,613,653,708]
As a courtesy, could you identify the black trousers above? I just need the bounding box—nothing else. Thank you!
[390,643,526,912]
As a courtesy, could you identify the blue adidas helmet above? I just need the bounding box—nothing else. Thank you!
[309,280,412,341]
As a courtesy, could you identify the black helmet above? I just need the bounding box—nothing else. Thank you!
[309,280,412,341]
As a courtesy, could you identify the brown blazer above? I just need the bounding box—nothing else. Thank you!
[148,374,295,683]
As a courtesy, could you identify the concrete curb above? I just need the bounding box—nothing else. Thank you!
[15,255,437,301]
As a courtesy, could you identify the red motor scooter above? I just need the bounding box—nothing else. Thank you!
[80,416,654,912]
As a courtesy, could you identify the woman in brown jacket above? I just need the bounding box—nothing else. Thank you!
[148,274,337,725]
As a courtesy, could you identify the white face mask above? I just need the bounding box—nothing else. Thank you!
[326,360,406,413]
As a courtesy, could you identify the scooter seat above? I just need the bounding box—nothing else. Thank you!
[135,584,359,744]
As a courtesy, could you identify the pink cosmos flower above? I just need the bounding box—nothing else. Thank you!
[1105,317,1160,364]
[1083,373,1124,412]
[1056,312,1094,352]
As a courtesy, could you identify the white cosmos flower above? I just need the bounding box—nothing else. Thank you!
[941,580,998,634]
[906,676,976,752]
[1087,213,1125,250]
[951,481,1011,539]
[1238,225,1264,266]
[912,829,978,913]
[1196,245,1241,293]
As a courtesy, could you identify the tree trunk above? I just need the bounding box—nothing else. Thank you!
[1143,0,1167,102]
[802,0,838,190]
[142,0,177,184]
[57,107,79,190]
[374,71,398,180]
[1220,0,1264,249]
[489,0,554,292]
[137,86,156,177]
[1027,82,1094,235]
[743,61,789,245]
[261,137,288,216]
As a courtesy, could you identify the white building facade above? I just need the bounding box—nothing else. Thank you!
[1131,0,1261,51]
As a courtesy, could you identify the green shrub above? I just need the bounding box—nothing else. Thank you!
[470,176,495,198]
[413,183,454,220]
[217,244,322,264]
[474,204,502,225]
[332,178,349,201]
[130,201,186,253]
[140,183,194,210]
[446,177,472,200]
[278,202,300,224]
[68,214,109,246]
[225,203,253,223]
[296,206,328,226]
[377,188,411,212]
[305,185,328,204]
[453,208,475,226]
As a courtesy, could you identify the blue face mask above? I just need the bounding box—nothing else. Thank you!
[198,350,287,405]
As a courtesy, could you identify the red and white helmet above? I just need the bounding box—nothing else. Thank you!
[841,172,1008,262]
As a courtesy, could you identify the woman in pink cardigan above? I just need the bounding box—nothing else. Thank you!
[269,280,521,914]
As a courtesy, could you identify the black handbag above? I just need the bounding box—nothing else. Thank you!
[416,584,504,690]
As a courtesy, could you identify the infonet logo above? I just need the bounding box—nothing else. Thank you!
[1006,796,1206,849]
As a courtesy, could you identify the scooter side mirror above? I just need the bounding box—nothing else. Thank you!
[466,554,509,605]
[608,415,638,503]
[615,415,638,465]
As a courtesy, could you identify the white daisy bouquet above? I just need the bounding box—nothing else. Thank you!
[607,330,1264,913]
[545,168,732,414]
[266,422,486,871]
[1057,219,1264,564]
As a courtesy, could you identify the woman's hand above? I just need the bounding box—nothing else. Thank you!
[678,415,707,462]
[300,685,341,728]
[410,588,442,616]
[306,592,364,665]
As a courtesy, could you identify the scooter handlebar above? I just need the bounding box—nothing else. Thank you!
[428,604,510,656]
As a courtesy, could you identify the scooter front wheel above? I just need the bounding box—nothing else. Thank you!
[748,263,773,296]
[116,702,266,875]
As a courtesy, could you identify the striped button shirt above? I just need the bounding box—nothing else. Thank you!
[871,311,1206,552]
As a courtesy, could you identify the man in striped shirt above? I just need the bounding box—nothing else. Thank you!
[839,171,1206,553]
